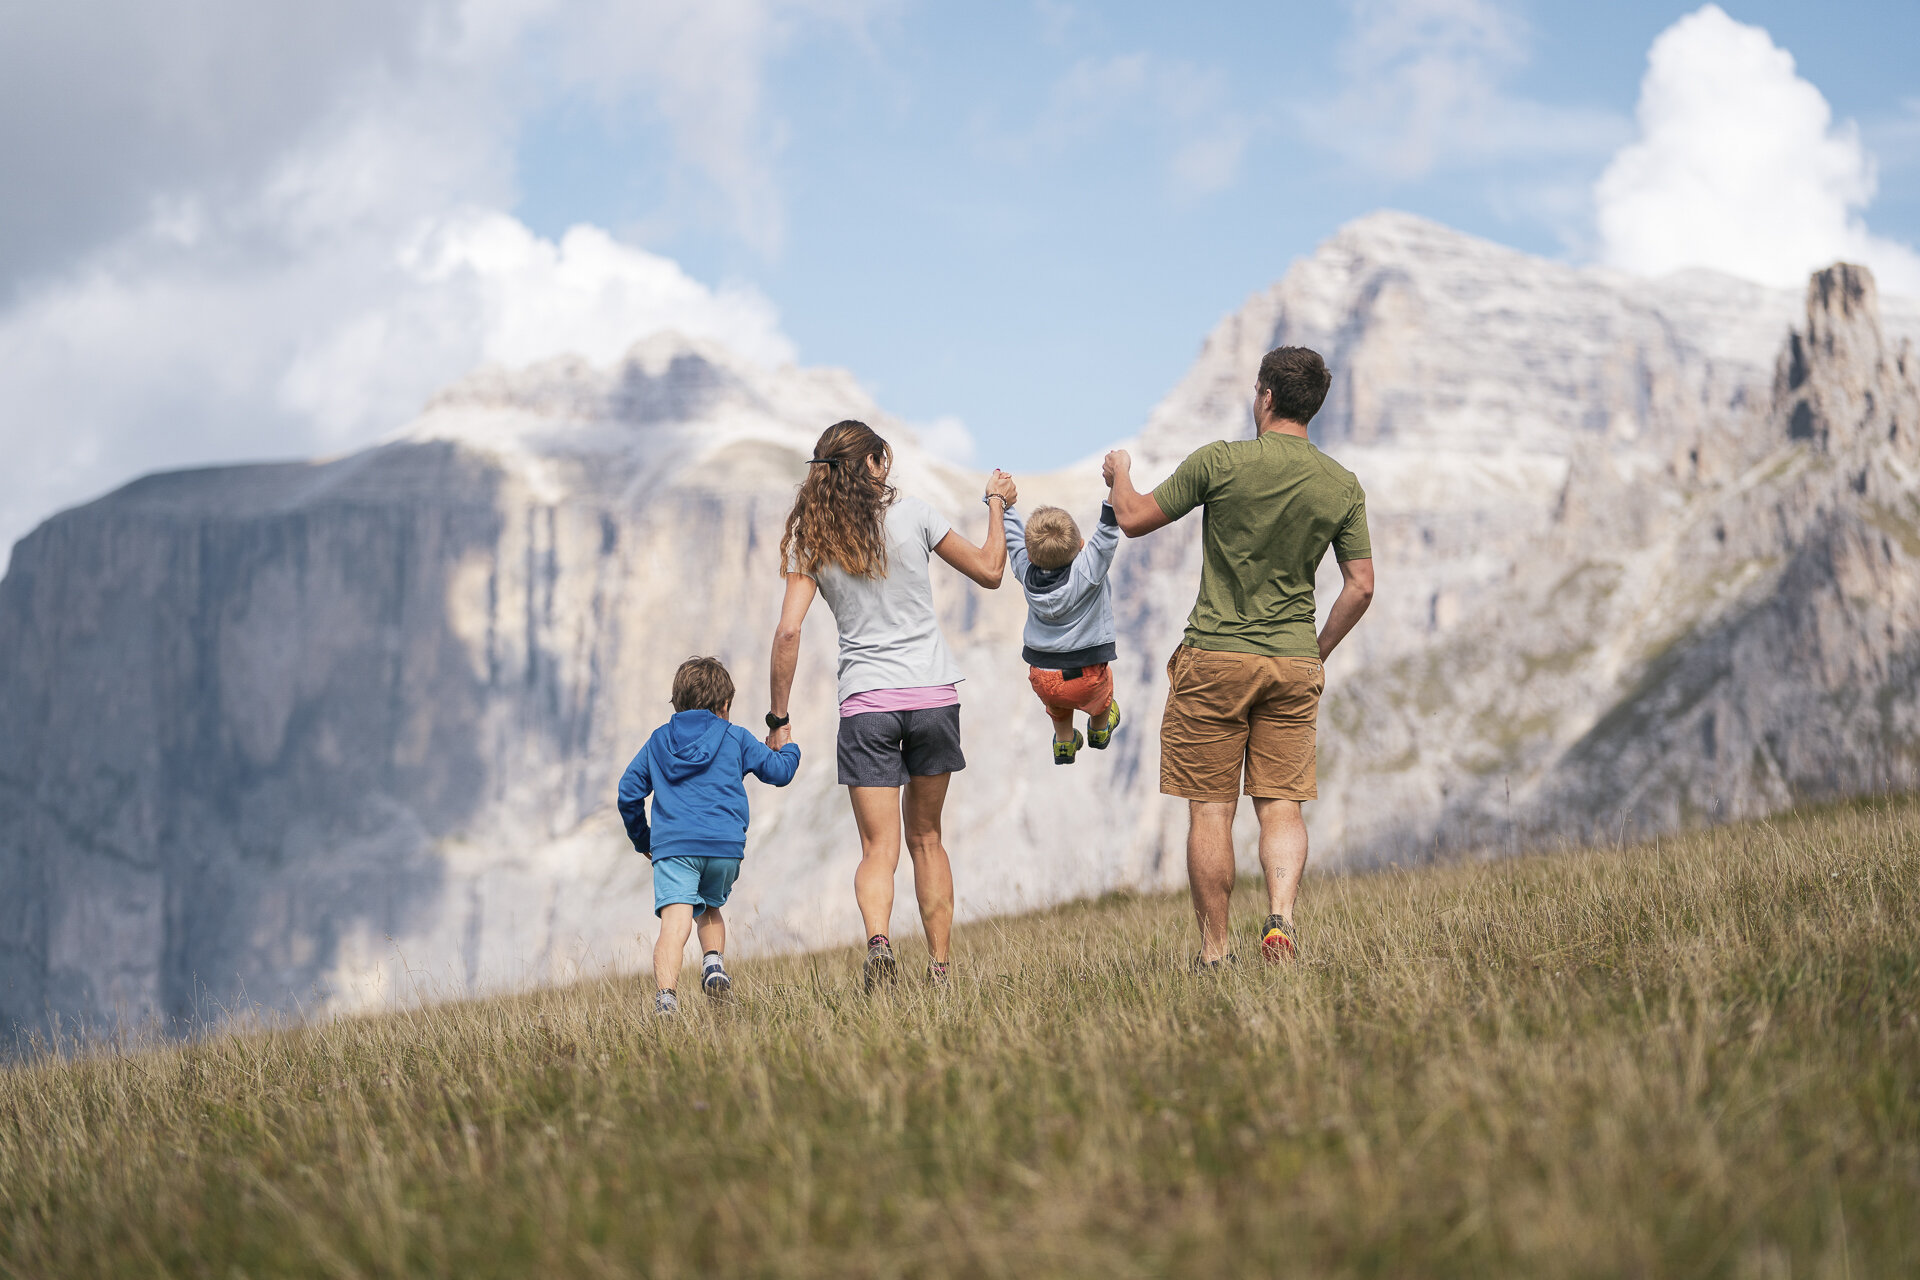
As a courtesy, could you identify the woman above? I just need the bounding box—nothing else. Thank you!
[765,419,1015,990]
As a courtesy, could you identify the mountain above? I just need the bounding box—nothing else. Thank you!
[4,213,1917,1037]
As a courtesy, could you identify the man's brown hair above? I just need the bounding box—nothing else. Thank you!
[1025,506,1082,571]
[671,656,735,714]
[1257,346,1332,426]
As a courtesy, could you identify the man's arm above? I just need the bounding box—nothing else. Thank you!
[1103,449,1174,538]
[932,470,1018,588]
[766,572,818,749]
[1317,558,1374,660]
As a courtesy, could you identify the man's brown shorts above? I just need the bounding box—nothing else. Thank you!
[1159,645,1324,802]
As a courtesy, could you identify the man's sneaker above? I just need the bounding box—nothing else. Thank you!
[1190,953,1238,973]
[702,953,732,999]
[1260,914,1298,963]
[654,988,679,1016]
[1087,698,1122,749]
[1053,730,1084,765]
[862,935,899,992]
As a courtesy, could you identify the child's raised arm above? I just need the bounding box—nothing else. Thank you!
[1068,502,1122,596]
[1003,503,1031,583]
[616,748,653,854]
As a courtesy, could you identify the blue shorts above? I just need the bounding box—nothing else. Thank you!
[652,855,740,917]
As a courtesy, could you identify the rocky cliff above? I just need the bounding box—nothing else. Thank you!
[4,213,1917,1037]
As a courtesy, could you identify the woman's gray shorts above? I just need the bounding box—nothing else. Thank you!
[836,704,966,787]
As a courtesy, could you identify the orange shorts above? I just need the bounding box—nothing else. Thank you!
[1159,645,1323,802]
[1028,662,1115,718]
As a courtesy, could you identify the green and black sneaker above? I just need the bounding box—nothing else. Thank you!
[1088,698,1122,749]
[1053,730,1084,765]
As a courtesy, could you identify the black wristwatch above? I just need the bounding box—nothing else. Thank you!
[765,711,790,730]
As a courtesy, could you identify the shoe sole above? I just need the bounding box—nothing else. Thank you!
[1260,931,1296,963]
[703,973,732,999]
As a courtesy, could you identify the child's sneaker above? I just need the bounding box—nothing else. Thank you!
[1053,730,1084,765]
[862,935,899,992]
[1259,914,1298,963]
[1087,698,1122,749]
[701,951,731,999]
[654,988,679,1016]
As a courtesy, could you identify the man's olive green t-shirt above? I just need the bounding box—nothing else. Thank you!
[1151,432,1370,657]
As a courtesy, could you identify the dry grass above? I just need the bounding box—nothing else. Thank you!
[3,797,1918,1278]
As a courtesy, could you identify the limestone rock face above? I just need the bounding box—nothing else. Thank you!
[4,214,1917,1037]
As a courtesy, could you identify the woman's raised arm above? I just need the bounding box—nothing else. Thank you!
[767,572,818,747]
[933,470,1017,589]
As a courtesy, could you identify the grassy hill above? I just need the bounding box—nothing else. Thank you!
[3,798,1917,1278]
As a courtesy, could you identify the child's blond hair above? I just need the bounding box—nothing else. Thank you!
[1025,506,1082,570]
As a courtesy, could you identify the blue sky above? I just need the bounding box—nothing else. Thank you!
[510,1,1920,469]
[1,1,1917,560]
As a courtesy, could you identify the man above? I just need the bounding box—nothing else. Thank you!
[1104,345,1373,966]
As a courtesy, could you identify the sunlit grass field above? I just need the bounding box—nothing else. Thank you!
[3,797,1917,1278]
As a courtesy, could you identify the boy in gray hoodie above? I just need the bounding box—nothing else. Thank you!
[1004,502,1123,764]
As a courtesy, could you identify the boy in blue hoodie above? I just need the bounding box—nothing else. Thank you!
[617,656,801,1015]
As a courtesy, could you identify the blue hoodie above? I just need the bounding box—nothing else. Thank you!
[616,710,801,860]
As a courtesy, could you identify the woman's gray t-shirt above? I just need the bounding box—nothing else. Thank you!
[793,495,965,702]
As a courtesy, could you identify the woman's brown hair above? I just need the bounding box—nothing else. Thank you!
[780,420,896,578]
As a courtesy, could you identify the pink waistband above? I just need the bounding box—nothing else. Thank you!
[839,683,960,717]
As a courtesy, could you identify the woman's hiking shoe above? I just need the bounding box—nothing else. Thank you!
[701,952,732,999]
[863,935,899,992]
[653,989,679,1017]
[1260,914,1298,963]
[928,959,951,987]
[1088,698,1122,749]
[1190,953,1238,973]
[1053,730,1084,765]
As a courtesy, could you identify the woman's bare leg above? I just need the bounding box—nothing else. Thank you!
[849,785,904,941]
[903,773,955,963]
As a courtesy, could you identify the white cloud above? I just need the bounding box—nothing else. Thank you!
[908,415,976,467]
[0,0,879,568]
[282,212,795,440]
[1595,4,1920,294]
[1314,0,1625,179]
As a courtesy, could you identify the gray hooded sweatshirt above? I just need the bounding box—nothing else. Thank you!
[1004,503,1121,669]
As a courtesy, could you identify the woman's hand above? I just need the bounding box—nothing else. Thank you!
[986,469,1018,508]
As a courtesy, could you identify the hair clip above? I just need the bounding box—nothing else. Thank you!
[807,457,842,466]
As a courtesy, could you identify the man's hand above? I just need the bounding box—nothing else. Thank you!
[1105,448,1171,537]
[986,469,1017,506]
[765,725,792,751]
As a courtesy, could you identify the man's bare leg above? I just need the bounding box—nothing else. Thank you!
[1251,798,1309,923]
[1187,799,1238,962]
[903,773,955,964]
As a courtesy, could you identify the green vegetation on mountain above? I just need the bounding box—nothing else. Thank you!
[4,798,1917,1277]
